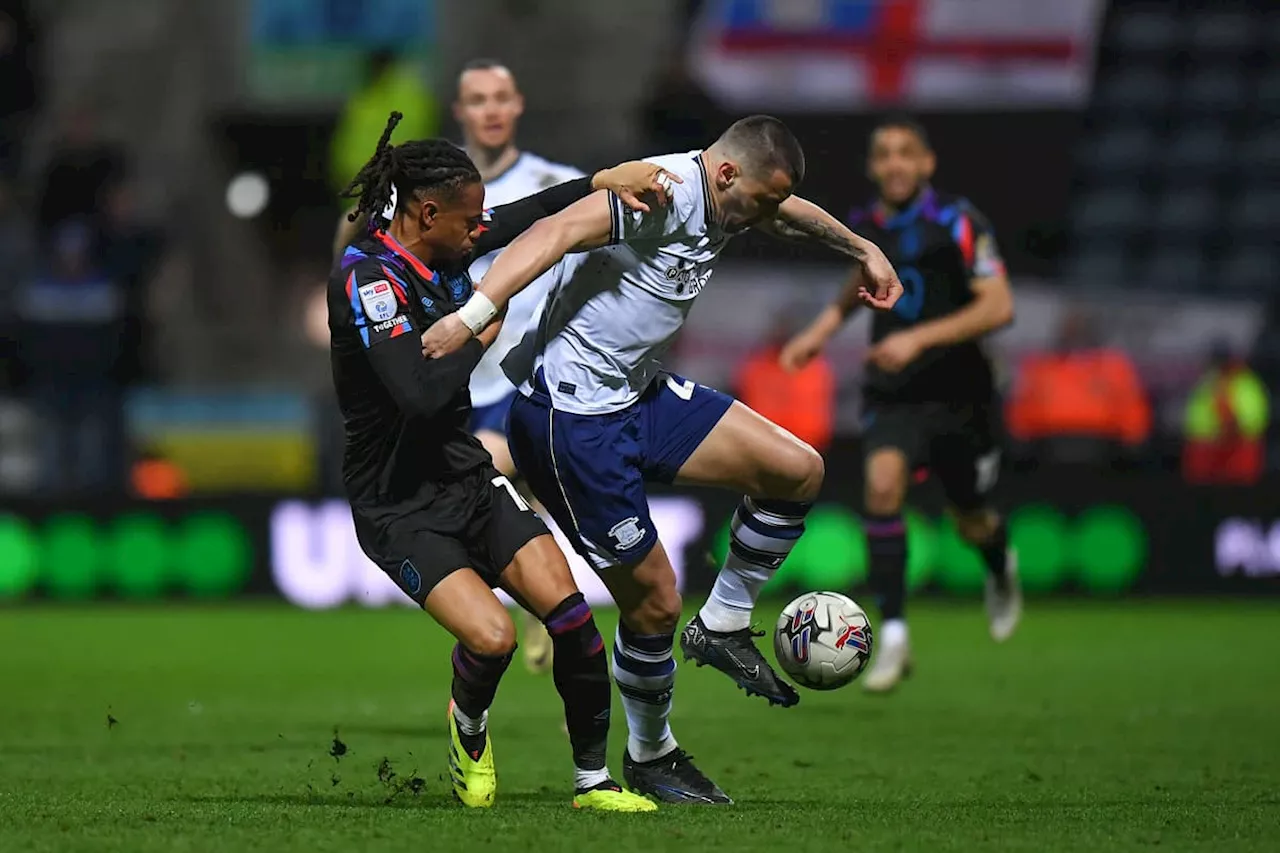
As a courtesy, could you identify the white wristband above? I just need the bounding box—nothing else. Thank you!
[456,292,497,335]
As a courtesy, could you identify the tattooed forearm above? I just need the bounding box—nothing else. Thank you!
[763,197,871,262]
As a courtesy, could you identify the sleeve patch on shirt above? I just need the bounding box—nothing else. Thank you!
[358,280,398,322]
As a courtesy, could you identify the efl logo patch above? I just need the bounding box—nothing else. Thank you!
[358,280,397,322]
[400,559,422,596]
[609,517,647,551]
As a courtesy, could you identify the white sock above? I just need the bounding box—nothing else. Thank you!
[575,766,611,791]
[700,498,810,632]
[612,624,678,763]
[881,618,909,648]
[452,703,487,736]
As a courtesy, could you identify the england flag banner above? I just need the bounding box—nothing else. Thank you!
[689,0,1106,111]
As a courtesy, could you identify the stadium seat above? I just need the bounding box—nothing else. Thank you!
[1240,128,1280,176]
[1085,126,1157,176]
[1179,68,1250,115]
[1064,247,1129,288]
[1230,189,1280,238]
[1100,67,1172,116]
[1161,125,1233,176]
[1152,188,1218,238]
[1256,67,1280,110]
[1221,245,1280,293]
[1073,189,1149,238]
[1141,246,1207,292]
[1188,13,1257,54]
[1111,10,1183,55]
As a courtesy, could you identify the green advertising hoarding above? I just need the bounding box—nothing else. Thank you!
[2,470,1275,604]
[0,512,252,600]
[712,503,1147,596]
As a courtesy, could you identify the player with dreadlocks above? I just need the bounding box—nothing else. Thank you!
[329,111,679,811]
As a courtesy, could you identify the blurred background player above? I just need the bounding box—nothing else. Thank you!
[782,116,1019,693]
[454,58,585,675]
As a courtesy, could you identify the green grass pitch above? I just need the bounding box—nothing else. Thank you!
[1,600,1278,852]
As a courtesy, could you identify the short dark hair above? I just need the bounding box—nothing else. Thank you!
[870,114,931,150]
[457,57,515,90]
[716,115,806,186]
[341,112,482,226]
[462,57,508,73]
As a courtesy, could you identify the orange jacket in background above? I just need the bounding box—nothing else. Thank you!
[1006,348,1151,445]
[737,347,835,452]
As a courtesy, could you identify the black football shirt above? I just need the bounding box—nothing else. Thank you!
[328,176,594,528]
[851,187,1006,405]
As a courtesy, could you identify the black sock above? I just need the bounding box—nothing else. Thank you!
[544,592,609,776]
[978,518,1010,582]
[450,643,513,755]
[865,513,907,622]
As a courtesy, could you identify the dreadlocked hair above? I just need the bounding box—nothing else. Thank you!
[341,111,482,226]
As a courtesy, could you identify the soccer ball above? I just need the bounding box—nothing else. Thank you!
[774,592,874,690]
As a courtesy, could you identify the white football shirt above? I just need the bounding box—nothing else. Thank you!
[468,151,584,409]
[503,151,731,415]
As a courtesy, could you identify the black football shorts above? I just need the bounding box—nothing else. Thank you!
[860,400,1003,512]
[352,466,549,606]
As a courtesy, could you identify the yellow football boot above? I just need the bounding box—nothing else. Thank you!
[573,781,658,813]
[446,701,496,808]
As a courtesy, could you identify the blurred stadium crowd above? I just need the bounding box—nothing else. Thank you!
[0,0,1276,500]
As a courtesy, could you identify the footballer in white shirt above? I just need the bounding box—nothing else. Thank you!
[453,59,583,676]
[453,59,585,468]
[424,116,902,805]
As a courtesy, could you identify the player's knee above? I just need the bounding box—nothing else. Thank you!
[955,509,998,545]
[626,586,683,636]
[790,442,825,501]
[461,612,518,658]
[769,440,825,501]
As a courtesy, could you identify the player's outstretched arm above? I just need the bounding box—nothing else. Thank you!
[421,191,619,360]
[760,196,902,310]
[338,163,676,261]
[471,161,680,257]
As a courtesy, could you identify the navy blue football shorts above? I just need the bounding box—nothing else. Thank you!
[508,371,733,571]
[468,390,516,436]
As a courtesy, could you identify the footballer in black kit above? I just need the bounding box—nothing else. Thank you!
[782,116,1022,692]
[328,111,678,812]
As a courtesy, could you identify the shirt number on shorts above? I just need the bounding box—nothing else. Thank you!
[975,450,1000,494]
[492,475,531,512]
[666,376,696,401]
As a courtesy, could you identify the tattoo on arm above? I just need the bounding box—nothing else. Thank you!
[768,206,870,262]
